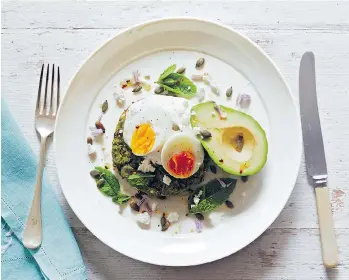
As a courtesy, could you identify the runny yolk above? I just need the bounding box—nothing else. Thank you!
[168,151,195,178]
[131,123,156,155]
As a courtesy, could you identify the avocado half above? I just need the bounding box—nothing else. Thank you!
[190,101,268,176]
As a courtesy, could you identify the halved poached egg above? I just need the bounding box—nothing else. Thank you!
[161,132,204,178]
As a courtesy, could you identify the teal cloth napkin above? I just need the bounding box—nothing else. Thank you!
[1,101,87,280]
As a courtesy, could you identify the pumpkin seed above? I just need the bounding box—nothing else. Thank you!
[241,176,249,183]
[96,179,105,188]
[236,134,244,152]
[102,100,108,113]
[196,57,205,68]
[161,220,170,231]
[129,199,140,212]
[172,123,180,131]
[209,165,217,174]
[225,200,234,209]
[226,86,233,98]
[195,213,204,220]
[132,85,142,92]
[90,169,101,178]
[176,67,186,74]
[87,137,93,145]
[154,86,164,94]
[160,215,167,227]
[200,129,212,139]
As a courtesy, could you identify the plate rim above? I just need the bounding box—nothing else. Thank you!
[54,17,302,266]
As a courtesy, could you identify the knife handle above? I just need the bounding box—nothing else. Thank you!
[315,186,338,268]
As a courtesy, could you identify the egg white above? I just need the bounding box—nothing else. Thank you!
[123,105,172,155]
[123,95,202,167]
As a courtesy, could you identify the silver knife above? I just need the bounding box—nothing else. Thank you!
[299,51,338,268]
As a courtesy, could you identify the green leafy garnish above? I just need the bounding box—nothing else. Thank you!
[127,173,155,187]
[188,178,237,214]
[95,166,120,194]
[112,193,132,205]
[91,166,131,204]
[158,64,177,81]
[99,182,116,197]
[157,65,197,99]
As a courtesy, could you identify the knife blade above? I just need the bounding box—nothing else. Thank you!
[299,51,338,268]
[299,51,327,184]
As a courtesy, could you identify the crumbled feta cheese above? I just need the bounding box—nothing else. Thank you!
[137,212,151,225]
[87,144,96,155]
[89,126,104,137]
[193,196,200,206]
[113,91,126,106]
[151,202,157,212]
[163,175,171,186]
[202,74,220,95]
[193,190,203,206]
[191,111,196,116]
[191,204,196,209]
[145,153,161,165]
[167,212,179,223]
[202,73,211,84]
[138,158,155,173]
[119,129,123,134]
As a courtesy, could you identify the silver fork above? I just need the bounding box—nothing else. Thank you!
[23,64,60,249]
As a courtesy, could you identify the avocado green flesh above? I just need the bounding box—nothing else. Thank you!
[190,101,268,176]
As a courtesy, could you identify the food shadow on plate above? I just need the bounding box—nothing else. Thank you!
[213,170,264,218]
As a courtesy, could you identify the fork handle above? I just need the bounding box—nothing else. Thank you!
[315,186,339,268]
[23,136,47,249]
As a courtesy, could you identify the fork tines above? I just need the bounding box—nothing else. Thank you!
[36,64,60,116]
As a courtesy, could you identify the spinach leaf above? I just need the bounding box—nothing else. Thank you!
[157,67,197,99]
[158,73,197,99]
[188,178,237,214]
[158,64,176,81]
[128,173,155,187]
[92,166,131,204]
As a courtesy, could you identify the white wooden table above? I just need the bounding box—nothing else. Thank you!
[2,1,349,279]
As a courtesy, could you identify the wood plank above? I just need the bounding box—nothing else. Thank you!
[72,227,349,280]
[2,1,349,32]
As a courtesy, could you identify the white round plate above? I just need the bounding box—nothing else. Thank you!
[55,18,302,266]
